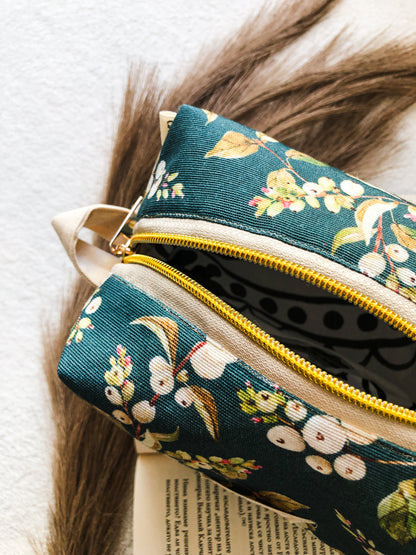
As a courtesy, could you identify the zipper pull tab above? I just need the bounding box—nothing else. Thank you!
[109,195,143,256]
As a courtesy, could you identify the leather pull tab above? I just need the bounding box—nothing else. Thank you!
[52,204,129,286]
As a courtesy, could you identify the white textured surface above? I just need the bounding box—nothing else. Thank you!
[1,1,415,553]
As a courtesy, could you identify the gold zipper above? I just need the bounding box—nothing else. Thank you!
[124,232,416,425]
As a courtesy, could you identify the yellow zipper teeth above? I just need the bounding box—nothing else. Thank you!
[130,232,416,340]
[125,234,416,425]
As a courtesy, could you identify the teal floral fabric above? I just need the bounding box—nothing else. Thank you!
[137,105,416,304]
[59,275,416,554]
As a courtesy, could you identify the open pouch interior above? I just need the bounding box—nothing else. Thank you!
[139,240,416,410]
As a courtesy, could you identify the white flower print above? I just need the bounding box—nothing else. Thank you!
[132,400,156,423]
[112,409,132,425]
[305,455,333,475]
[334,454,366,481]
[149,356,175,395]
[285,400,307,421]
[302,415,346,454]
[267,426,306,452]
[190,338,237,380]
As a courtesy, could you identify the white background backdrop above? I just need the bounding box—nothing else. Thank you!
[1,1,415,552]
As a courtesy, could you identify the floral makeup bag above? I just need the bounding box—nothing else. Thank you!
[54,105,416,554]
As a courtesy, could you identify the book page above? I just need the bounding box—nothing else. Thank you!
[133,451,341,555]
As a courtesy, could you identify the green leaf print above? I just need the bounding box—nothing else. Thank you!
[378,478,416,545]
[332,226,367,255]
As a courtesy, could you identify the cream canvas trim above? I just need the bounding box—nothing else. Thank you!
[52,204,129,286]
[112,262,416,452]
[134,216,416,327]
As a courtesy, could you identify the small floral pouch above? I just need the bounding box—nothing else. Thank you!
[55,105,416,554]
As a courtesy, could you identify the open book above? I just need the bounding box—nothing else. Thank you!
[133,442,341,555]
